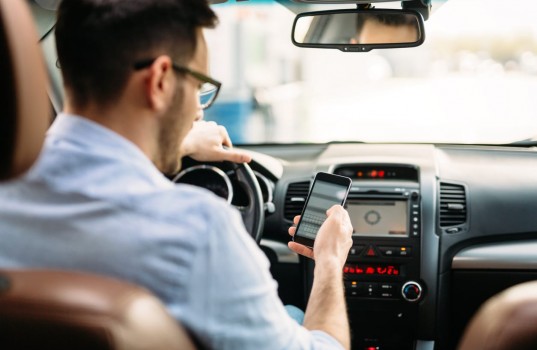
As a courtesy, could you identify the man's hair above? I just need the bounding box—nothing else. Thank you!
[55,0,218,108]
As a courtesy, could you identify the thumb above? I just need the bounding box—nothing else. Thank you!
[288,241,314,259]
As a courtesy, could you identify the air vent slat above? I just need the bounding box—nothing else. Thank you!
[439,182,467,229]
[284,181,310,220]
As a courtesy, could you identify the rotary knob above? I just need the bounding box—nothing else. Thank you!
[401,281,422,302]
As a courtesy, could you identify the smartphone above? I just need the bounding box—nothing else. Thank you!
[293,172,352,248]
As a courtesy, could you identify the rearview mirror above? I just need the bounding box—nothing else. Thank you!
[292,9,425,52]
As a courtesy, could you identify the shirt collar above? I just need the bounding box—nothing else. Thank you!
[44,113,174,190]
[48,113,151,164]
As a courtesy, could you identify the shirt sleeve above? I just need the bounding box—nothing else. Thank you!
[183,199,344,350]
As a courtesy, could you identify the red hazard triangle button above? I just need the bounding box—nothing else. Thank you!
[366,246,377,257]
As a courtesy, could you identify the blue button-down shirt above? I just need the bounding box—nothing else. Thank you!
[0,114,342,350]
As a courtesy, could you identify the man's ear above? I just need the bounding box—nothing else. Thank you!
[144,55,175,112]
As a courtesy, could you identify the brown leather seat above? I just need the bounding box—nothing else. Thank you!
[0,1,196,349]
[0,269,197,350]
[458,280,537,350]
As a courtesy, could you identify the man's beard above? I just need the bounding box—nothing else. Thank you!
[156,87,184,175]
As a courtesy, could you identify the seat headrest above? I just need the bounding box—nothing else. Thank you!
[0,0,50,181]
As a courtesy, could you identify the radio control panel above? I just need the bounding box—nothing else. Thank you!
[343,182,422,301]
[330,164,424,349]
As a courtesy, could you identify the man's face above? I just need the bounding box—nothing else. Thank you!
[354,20,418,45]
[157,29,208,174]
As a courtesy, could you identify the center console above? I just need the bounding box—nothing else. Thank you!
[333,164,423,350]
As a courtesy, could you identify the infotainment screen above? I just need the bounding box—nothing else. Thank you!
[347,200,408,237]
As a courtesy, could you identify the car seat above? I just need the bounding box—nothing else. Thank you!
[458,280,537,350]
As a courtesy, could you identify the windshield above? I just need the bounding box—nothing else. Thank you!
[205,0,537,145]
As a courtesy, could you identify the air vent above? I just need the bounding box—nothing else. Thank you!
[439,182,467,228]
[284,181,310,220]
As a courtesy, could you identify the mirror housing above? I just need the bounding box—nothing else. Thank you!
[292,9,425,52]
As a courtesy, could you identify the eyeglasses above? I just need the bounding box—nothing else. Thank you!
[134,58,222,110]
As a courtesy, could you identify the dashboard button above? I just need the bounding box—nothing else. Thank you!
[349,290,360,297]
[398,247,412,257]
[350,245,365,256]
[401,281,423,302]
[365,246,377,257]
[346,281,369,297]
[378,246,396,257]
[378,283,398,298]
[364,282,377,297]
[379,246,412,257]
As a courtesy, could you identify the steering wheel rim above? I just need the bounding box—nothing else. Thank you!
[173,159,264,243]
[230,162,264,243]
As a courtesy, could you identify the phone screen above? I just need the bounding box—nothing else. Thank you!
[294,172,351,246]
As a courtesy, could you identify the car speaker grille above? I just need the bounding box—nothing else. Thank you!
[439,182,467,227]
[284,181,310,220]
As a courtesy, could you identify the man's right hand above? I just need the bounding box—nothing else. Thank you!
[288,205,353,269]
[289,205,353,350]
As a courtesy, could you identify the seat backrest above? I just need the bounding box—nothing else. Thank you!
[458,280,537,350]
[0,269,196,350]
[0,1,196,349]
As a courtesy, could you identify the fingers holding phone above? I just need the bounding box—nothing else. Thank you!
[289,172,353,264]
[288,215,316,259]
[287,215,300,237]
[313,205,353,268]
[288,206,353,265]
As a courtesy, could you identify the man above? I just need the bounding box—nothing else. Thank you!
[0,0,353,349]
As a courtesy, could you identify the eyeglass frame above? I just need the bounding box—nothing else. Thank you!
[133,58,222,110]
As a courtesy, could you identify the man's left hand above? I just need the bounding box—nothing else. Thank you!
[181,121,252,163]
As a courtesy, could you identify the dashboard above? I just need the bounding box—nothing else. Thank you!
[238,143,537,350]
[178,143,537,349]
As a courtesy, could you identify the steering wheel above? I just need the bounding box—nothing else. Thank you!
[173,158,264,243]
